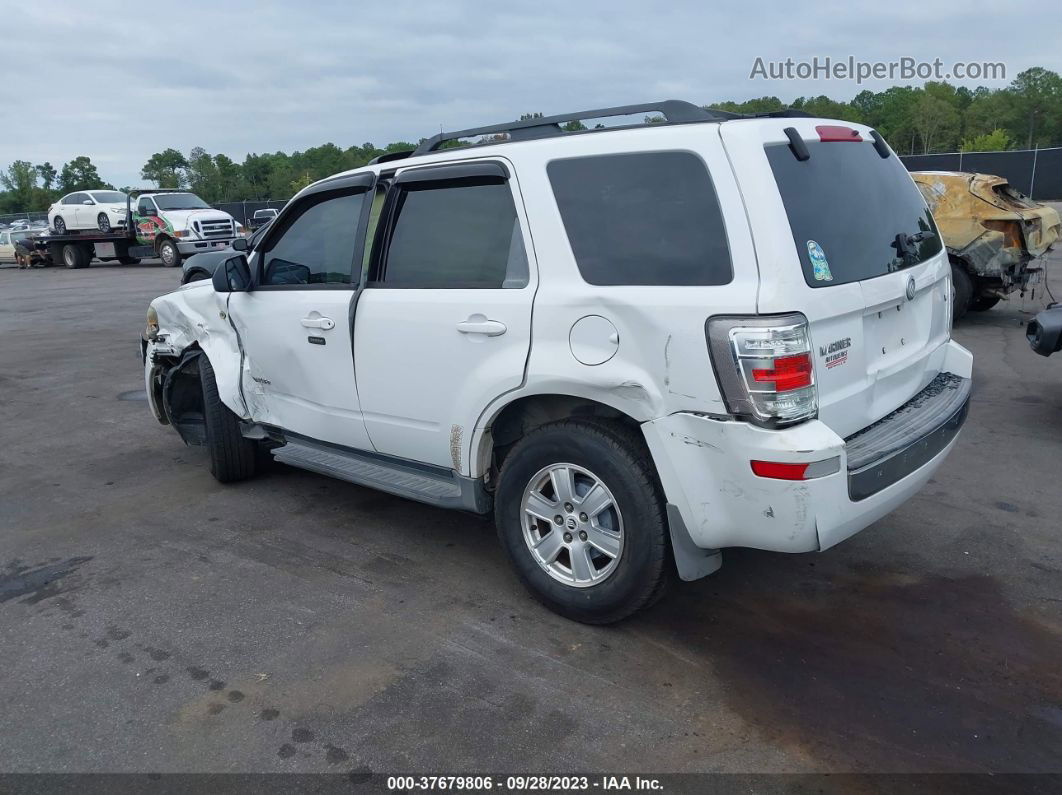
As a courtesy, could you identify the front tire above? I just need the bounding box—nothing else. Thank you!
[158,238,181,268]
[494,420,669,624]
[97,213,111,233]
[199,355,256,483]
[52,215,66,234]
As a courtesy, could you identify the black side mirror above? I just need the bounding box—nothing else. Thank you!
[212,254,253,293]
[232,236,250,252]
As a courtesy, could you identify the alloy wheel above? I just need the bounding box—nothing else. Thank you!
[520,463,624,588]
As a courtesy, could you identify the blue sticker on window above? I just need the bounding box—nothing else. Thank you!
[807,240,833,282]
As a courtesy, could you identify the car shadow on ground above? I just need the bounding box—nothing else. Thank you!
[630,548,1062,773]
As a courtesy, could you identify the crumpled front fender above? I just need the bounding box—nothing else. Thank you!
[145,283,246,420]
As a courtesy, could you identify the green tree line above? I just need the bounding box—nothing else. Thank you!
[4,67,1060,214]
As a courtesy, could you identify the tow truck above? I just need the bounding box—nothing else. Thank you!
[36,189,243,269]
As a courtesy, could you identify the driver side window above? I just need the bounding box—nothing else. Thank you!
[260,191,364,287]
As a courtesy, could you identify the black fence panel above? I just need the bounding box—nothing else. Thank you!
[211,199,289,226]
[900,147,1062,200]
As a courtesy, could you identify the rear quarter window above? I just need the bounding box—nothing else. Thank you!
[547,151,732,286]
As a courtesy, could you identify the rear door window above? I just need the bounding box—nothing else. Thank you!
[766,141,943,287]
[547,151,732,286]
[377,178,527,289]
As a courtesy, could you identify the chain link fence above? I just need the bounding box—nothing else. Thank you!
[900,146,1062,200]
[0,211,48,226]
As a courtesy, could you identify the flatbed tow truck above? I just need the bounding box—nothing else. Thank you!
[32,188,241,268]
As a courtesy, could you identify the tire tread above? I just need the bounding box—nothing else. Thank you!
[199,356,256,483]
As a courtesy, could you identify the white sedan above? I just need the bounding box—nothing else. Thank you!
[48,190,130,234]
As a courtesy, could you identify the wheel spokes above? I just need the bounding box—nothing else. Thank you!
[548,466,576,504]
[569,543,595,583]
[533,529,565,565]
[525,491,558,524]
[584,523,621,559]
[578,482,613,519]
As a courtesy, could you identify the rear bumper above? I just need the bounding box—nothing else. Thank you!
[642,339,972,555]
[845,372,970,501]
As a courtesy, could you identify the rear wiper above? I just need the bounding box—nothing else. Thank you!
[889,231,937,270]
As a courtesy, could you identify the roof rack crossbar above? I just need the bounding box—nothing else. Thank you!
[412,100,731,156]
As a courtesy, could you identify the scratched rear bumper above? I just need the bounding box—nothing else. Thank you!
[641,345,971,555]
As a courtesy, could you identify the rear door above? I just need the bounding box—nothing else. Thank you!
[352,159,535,471]
[720,119,951,438]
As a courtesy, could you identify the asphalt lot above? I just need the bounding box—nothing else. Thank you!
[1,250,1060,776]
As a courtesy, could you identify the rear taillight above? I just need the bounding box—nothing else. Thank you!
[706,313,818,426]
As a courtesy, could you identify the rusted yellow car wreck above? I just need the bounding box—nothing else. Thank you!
[913,171,1060,319]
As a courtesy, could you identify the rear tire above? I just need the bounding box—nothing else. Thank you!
[61,243,89,269]
[52,215,66,234]
[494,420,669,624]
[199,355,256,483]
[158,238,181,268]
[971,295,1001,312]
[950,261,973,322]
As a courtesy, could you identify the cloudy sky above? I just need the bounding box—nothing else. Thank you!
[4,0,1055,188]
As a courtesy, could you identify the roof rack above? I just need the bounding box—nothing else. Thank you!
[368,150,416,165]
[412,100,740,156]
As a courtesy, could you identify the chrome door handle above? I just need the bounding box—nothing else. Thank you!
[456,316,507,337]
[301,316,335,330]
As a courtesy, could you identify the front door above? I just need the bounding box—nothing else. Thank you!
[226,183,374,451]
[353,159,535,471]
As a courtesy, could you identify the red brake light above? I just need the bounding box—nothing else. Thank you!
[751,354,813,392]
[816,125,862,143]
[750,461,810,480]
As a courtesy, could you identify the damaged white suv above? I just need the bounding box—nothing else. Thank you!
[143,101,972,623]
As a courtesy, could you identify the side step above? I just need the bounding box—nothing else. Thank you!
[271,438,490,513]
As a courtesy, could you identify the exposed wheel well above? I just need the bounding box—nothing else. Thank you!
[159,346,207,445]
[484,395,644,479]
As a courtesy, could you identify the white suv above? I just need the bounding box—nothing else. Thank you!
[142,101,972,623]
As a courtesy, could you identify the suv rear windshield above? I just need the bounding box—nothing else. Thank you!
[766,141,942,287]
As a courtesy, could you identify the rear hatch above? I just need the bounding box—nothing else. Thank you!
[719,118,952,439]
